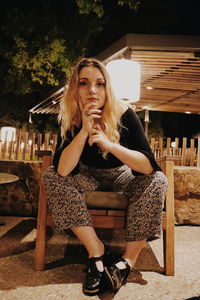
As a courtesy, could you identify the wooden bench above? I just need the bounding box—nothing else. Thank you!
[35,150,178,276]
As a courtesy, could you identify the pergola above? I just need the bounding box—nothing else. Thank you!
[29,33,200,117]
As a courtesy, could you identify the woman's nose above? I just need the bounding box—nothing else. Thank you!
[89,84,96,94]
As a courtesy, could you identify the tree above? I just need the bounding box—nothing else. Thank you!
[0,0,104,130]
[0,0,139,96]
[0,0,106,96]
[76,0,140,17]
[0,0,139,130]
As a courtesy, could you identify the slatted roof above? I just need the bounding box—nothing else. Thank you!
[30,33,200,115]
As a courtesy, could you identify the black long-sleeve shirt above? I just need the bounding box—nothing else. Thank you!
[53,107,161,176]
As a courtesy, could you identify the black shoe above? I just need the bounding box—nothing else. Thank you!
[102,243,111,267]
[104,258,131,292]
[82,256,105,296]
[82,244,111,296]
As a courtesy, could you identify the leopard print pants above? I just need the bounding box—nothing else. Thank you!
[42,163,167,242]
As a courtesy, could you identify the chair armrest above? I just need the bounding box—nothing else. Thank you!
[35,150,52,158]
[156,155,181,166]
[35,150,52,172]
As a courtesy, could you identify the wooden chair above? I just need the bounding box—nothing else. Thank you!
[35,150,178,276]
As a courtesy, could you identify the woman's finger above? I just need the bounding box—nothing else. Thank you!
[93,123,102,131]
[85,109,101,119]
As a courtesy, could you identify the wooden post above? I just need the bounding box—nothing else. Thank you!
[15,130,21,160]
[174,137,179,156]
[166,138,171,155]
[52,134,57,152]
[22,131,28,160]
[197,138,200,167]
[35,150,52,270]
[30,133,35,161]
[163,159,175,276]
[44,134,49,150]
[151,138,155,155]
[8,132,14,159]
[37,134,42,151]
[189,139,195,167]
[159,137,163,157]
[2,131,8,159]
[181,137,187,166]
[156,155,180,276]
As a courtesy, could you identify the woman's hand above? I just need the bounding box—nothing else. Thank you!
[79,101,101,134]
[88,124,113,152]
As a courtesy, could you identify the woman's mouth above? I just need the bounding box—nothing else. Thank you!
[87,98,98,102]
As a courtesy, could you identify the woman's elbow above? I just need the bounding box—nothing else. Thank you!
[57,164,68,177]
[144,164,154,175]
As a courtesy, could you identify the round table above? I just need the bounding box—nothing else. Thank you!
[0,172,19,185]
[0,172,19,226]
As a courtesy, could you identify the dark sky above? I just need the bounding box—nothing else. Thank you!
[93,0,200,54]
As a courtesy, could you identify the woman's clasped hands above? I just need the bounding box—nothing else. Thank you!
[88,123,112,152]
[80,102,101,133]
[80,102,112,152]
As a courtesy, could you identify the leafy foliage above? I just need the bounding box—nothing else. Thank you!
[76,0,140,17]
[0,0,105,96]
[0,0,139,130]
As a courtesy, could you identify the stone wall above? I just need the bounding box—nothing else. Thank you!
[174,166,200,225]
[0,160,42,216]
[0,160,200,224]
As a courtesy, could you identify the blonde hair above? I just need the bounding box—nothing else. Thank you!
[58,57,129,157]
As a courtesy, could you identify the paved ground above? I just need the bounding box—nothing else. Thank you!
[0,217,200,300]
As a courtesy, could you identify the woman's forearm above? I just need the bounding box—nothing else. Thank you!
[109,143,154,175]
[57,129,88,177]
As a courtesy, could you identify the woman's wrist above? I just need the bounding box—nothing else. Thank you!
[79,127,89,140]
[105,140,115,153]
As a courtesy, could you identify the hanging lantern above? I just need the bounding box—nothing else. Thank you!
[106,59,141,102]
[0,127,16,142]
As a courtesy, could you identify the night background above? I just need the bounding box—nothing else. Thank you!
[0,0,200,138]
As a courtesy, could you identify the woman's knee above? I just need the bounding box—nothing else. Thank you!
[42,166,67,188]
[42,166,56,183]
[153,171,168,192]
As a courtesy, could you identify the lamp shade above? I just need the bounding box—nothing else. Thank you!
[106,59,140,102]
[0,126,16,142]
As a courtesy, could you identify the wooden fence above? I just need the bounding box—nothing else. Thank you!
[151,137,200,167]
[0,129,57,161]
[0,129,200,167]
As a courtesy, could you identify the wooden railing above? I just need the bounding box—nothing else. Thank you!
[151,137,200,167]
[0,129,57,161]
[0,130,200,167]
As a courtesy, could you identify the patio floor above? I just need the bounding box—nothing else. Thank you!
[0,216,200,300]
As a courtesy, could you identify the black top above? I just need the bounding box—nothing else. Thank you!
[53,107,161,176]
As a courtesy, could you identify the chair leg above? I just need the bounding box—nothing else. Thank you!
[163,224,174,276]
[35,182,47,271]
[164,160,175,276]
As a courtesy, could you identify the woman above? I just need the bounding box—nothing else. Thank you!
[42,57,167,295]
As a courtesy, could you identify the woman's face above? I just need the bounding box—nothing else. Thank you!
[77,66,106,109]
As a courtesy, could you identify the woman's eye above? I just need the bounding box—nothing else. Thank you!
[97,82,105,87]
[79,81,87,86]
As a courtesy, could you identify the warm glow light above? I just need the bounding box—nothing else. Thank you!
[171,141,176,148]
[0,127,16,142]
[106,59,141,102]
